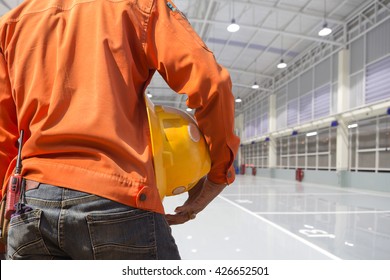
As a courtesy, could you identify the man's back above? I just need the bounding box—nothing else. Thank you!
[0,0,164,212]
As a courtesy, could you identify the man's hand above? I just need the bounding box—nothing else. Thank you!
[165,176,227,225]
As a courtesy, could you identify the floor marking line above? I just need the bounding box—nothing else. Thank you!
[254,210,390,215]
[218,195,342,260]
[222,193,368,197]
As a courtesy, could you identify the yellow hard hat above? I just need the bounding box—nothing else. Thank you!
[145,95,211,199]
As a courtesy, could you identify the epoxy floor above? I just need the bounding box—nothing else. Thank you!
[163,175,390,260]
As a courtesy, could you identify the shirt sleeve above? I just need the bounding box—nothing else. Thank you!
[144,0,240,184]
[0,50,18,198]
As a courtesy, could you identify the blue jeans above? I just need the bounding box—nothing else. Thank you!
[7,183,181,260]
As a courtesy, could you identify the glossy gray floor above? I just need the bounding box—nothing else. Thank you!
[163,175,390,260]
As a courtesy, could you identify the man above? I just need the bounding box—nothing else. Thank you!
[0,0,239,259]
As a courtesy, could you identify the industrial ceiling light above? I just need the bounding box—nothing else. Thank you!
[277,59,287,69]
[227,1,240,33]
[235,96,242,103]
[227,19,240,32]
[252,57,260,89]
[146,91,152,98]
[318,0,332,37]
[276,23,287,69]
[186,108,193,112]
[318,22,332,37]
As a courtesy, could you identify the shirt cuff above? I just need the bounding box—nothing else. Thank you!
[207,165,235,185]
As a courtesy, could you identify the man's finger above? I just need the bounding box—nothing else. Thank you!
[174,205,186,213]
[165,211,195,225]
[165,213,187,225]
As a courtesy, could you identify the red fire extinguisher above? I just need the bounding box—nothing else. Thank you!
[252,166,257,176]
[296,168,304,182]
[240,164,246,175]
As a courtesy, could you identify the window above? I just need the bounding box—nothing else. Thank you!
[318,130,330,169]
[379,116,390,171]
[349,115,390,172]
[276,127,336,170]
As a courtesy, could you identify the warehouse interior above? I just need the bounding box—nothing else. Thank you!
[144,0,390,193]
[1,0,389,260]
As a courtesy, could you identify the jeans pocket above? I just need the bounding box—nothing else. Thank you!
[7,209,50,259]
[86,209,157,260]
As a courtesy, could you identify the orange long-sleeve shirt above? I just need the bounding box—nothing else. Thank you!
[0,0,240,214]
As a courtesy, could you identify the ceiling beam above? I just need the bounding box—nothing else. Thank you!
[190,18,344,46]
[0,0,12,10]
[261,0,349,78]
[233,82,273,92]
[199,0,216,38]
[227,67,273,79]
[215,0,345,25]
[229,8,274,69]
[229,0,308,91]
